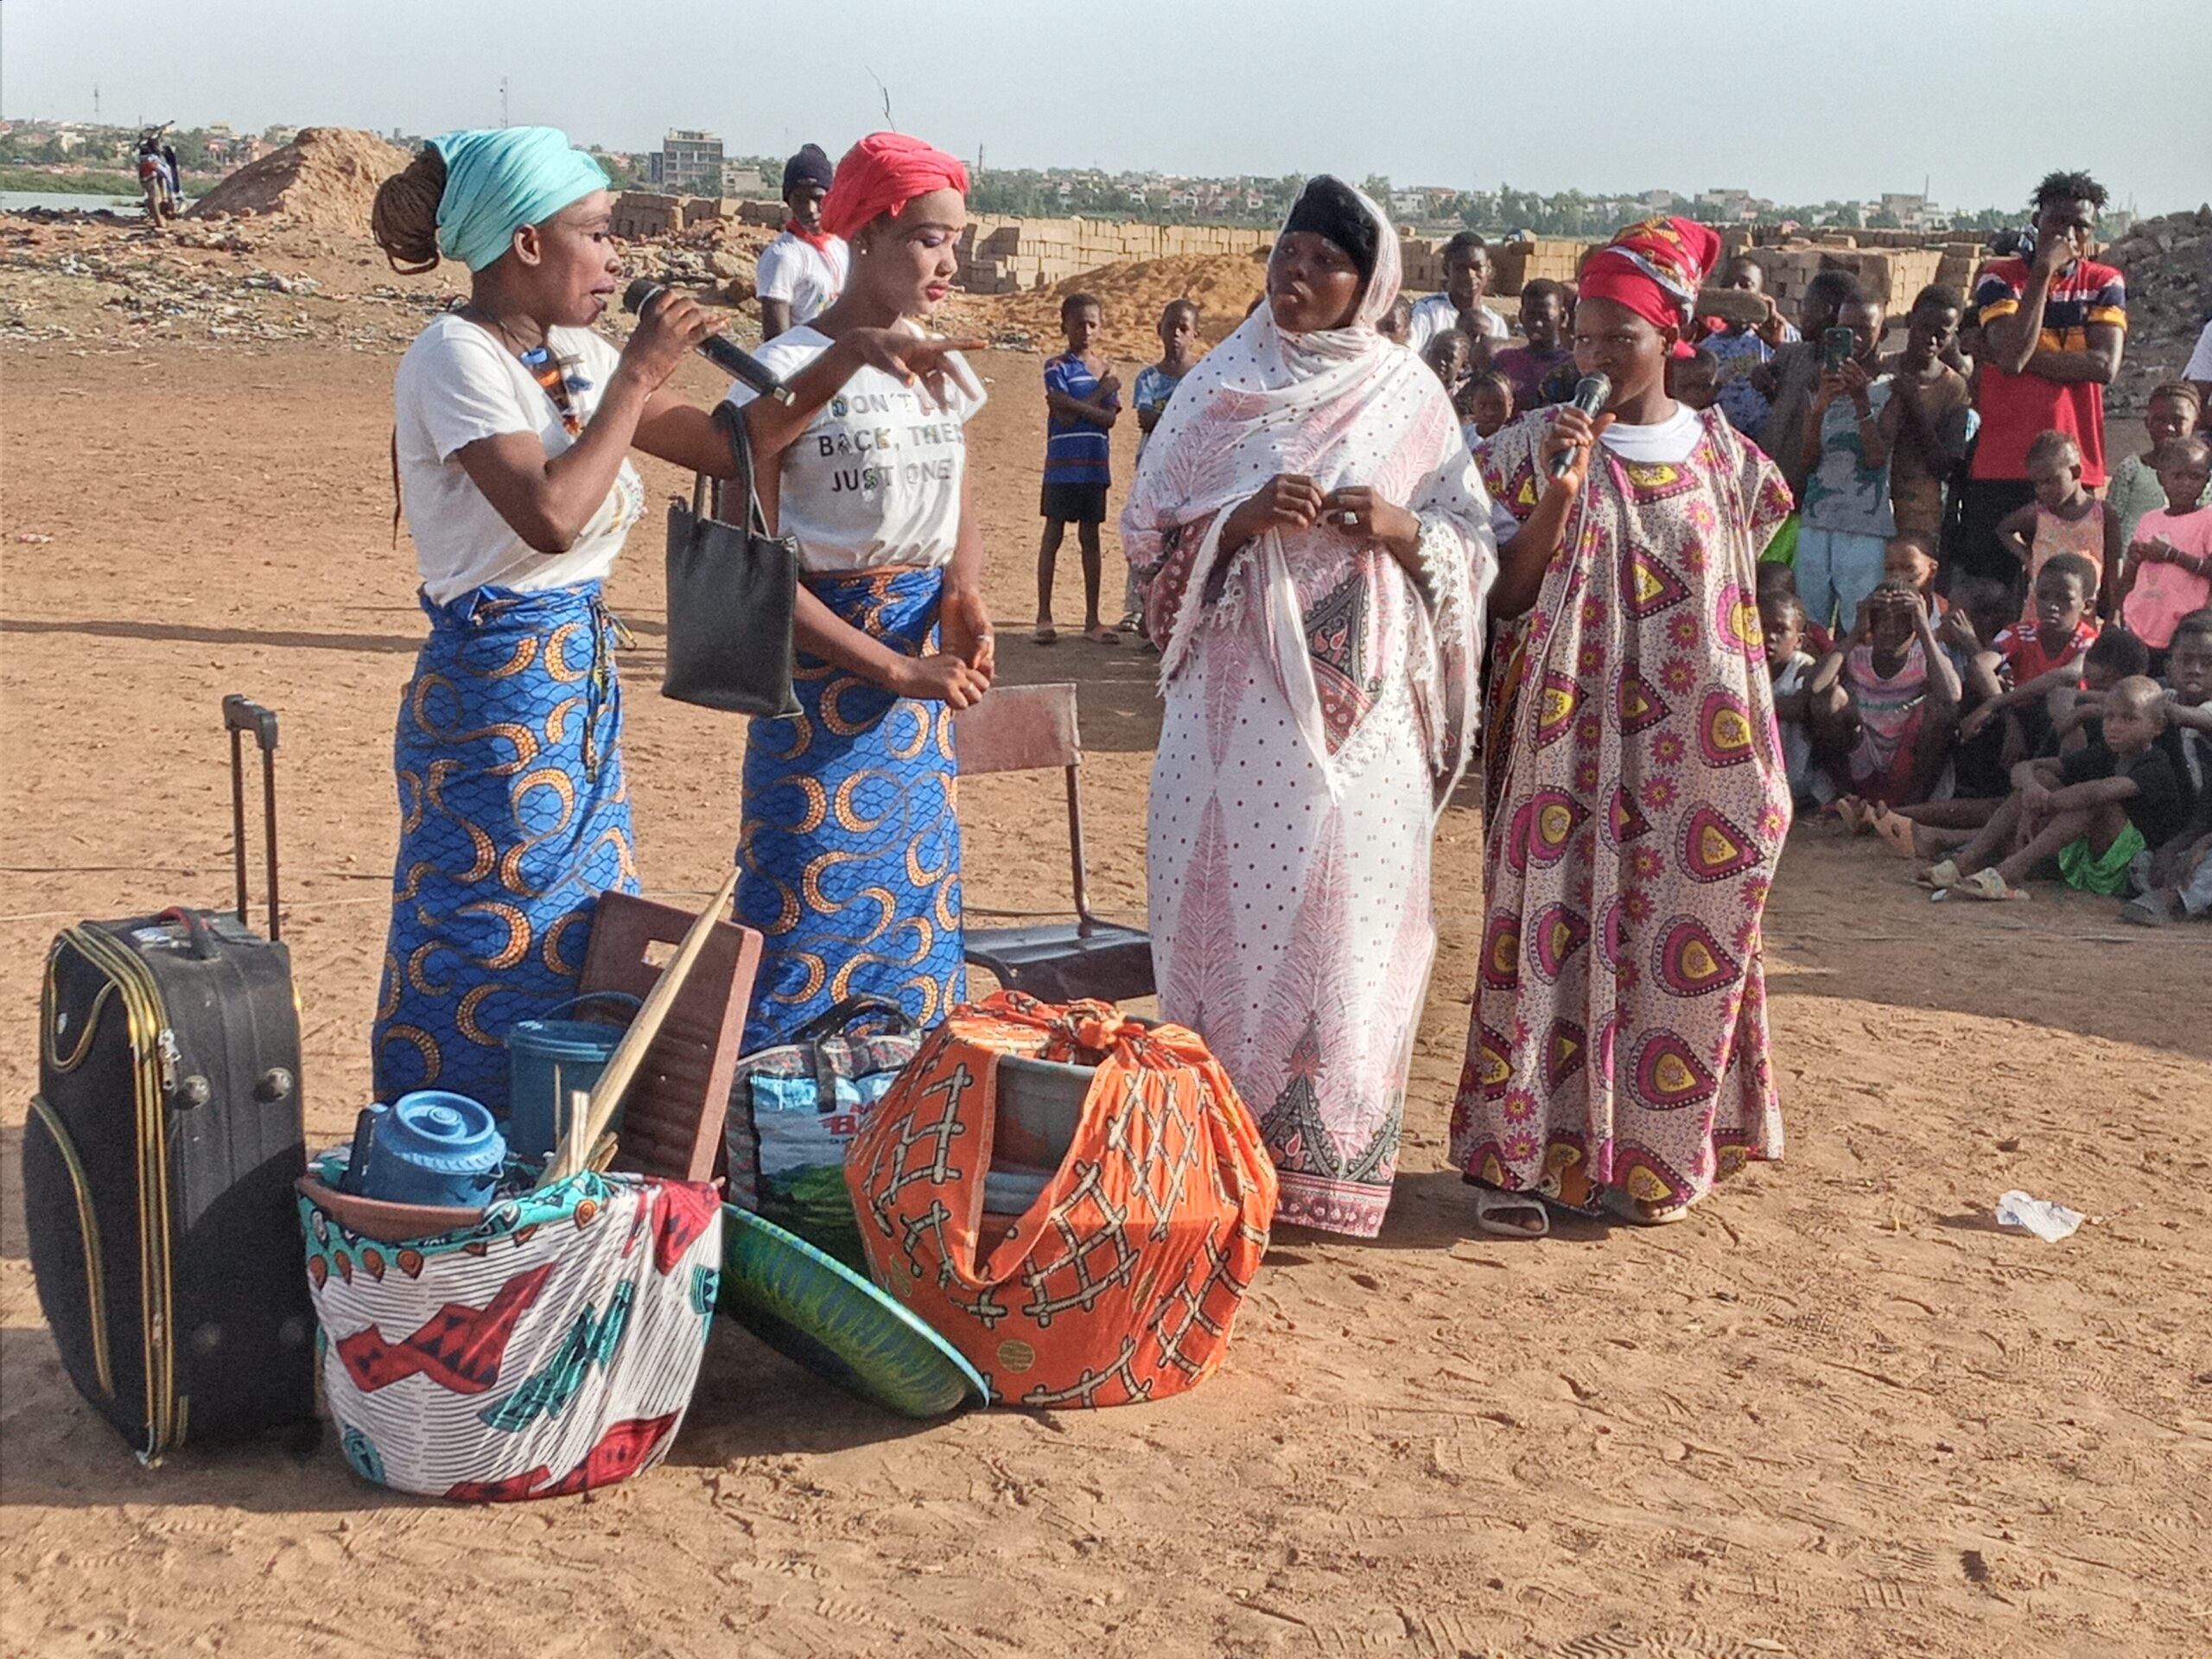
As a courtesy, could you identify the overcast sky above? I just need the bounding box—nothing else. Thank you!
[5,0,2206,213]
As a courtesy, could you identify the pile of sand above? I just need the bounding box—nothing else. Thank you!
[188,127,414,233]
[984,251,1270,358]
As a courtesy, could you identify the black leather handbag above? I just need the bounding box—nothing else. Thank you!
[662,401,800,717]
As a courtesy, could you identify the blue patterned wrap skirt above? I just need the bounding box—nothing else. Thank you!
[734,565,964,1050]
[373,582,639,1112]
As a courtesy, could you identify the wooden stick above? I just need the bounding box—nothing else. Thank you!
[537,867,741,1189]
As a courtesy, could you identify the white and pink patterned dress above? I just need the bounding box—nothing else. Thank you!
[1124,262,1497,1237]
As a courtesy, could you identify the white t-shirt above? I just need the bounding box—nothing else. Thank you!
[1407,293,1509,353]
[393,315,645,604]
[753,232,849,330]
[2185,319,2212,385]
[724,325,985,574]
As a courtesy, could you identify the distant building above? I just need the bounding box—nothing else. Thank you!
[720,159,771,198]
[648,129,722,193]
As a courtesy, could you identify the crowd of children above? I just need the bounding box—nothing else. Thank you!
[1038,171,2211,922]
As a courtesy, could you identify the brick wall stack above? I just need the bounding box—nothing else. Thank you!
[1490,238,1596,297]
[1738,245,1947,309]
[955,217,1277,295]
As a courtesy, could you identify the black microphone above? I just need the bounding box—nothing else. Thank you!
[1548,372,1612,479]
[622,278,795,406]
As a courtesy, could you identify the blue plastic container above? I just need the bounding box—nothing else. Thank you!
[343,1090,506,1208]
[505,994,639,1160]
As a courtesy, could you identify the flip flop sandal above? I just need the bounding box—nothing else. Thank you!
[1834,796,1874,836]
[2119,897,2171,927]
[1955,868,2028,902]
[1600,1186,1691,1227]
[1873,810,1920,860]
[1085,626,1122,646]
[1471,1188,1549,1239]
[1916,858,1961,890]
[1032,624,1059,645]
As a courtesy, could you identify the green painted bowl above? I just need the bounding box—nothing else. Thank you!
[716,1204,988,1418]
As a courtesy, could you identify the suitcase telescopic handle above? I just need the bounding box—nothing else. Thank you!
[222,696,281,940]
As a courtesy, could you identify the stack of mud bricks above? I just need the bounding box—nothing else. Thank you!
[1489,238,1598,298]
[613,192,782,240]
[1741,245,1947,309]
[954,217,1275,295]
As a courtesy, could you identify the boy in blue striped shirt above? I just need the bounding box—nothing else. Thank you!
[1036,293,1121,645]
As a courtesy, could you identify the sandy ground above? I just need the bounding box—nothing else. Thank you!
[3,244,2210,1658]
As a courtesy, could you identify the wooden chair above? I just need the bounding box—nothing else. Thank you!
[953,682,1155,1004]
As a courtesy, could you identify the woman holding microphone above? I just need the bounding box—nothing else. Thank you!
[368,125,976,1111]
[1448,218,1796,1235]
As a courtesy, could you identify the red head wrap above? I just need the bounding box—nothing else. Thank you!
[1579,216,1723,358]
[818,132,970,241]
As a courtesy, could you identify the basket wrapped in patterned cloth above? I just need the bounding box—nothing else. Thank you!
[845,993,1276,1407]
[297,1159,721,1501]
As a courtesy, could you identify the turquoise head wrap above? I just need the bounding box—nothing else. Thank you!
[430,126,610,273]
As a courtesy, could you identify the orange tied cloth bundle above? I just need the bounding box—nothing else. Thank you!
[845,993,1277,1408]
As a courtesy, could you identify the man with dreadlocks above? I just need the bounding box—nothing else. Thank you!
[1955,170,2128,598]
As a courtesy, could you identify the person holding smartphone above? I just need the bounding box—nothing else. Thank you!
[1796,292,1895,633]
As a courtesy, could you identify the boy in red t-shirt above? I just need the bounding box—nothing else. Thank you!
[1955,172,2126,589]
[1960,552,2101,760]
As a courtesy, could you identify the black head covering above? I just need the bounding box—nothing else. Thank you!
[1281,175,1379,282]
[782,143,835,198]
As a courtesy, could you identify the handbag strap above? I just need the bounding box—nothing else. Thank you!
[710,400,771,536]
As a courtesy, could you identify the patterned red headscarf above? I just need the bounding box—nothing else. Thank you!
[818,132,969,241]
[1580,216,1723,358]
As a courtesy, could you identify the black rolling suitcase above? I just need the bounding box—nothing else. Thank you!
[23,695,318,1461]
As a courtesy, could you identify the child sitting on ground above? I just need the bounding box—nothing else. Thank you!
[1925,677,2190,901]
[1037,292,1121,645]
[2115,435,2212,675]
[1810,581,1961,810]
[1970,552,2103,760]
[1703,253,1798,437]
[1997,429,2120,621]
[1796,290,1894,632]
[2105,382,2208,554]
[1490,280,1576,410]
[2122,609,2212,923]
[1893,624,2151,862]
[1761,589,1831,810]
[1669,345,1721,411]
[1458,370,1514,448]
[1120,298,1201,639]
[1881,285,1975,548]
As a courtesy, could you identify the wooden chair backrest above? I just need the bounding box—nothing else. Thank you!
[952,682,1081,777]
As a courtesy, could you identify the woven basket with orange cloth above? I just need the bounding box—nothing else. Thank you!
[844,993,1277,1408]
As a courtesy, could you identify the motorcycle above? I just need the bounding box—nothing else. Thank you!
[137,124,181,226]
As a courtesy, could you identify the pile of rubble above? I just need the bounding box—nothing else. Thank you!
[2102,207,2212,415]
[0,217,457,352]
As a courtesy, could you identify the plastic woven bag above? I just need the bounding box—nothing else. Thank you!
[297,1158,721,1501]
[845,992,1277,1408]
[725,995,919,1267]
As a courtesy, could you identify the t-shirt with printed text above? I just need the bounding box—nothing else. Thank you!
[724,326,985,574]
